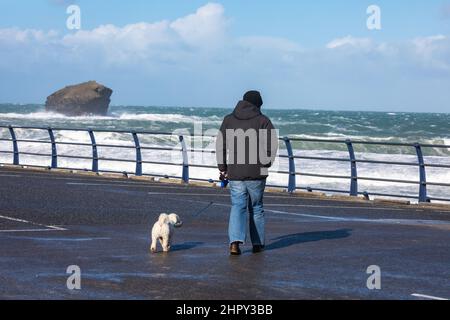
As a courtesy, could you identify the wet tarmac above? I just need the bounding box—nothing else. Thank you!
[1,167,449,300]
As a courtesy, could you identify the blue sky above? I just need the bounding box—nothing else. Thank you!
[0,0,450,111]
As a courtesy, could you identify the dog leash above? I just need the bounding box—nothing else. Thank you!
[191,201,214,218]
[184,179,228,220]
[187,175,226,219]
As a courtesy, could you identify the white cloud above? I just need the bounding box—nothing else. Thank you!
[412,34,447,53]
[0,27,58,44]
[411,35,450,71]
[55,2,229,65]
[324,34,450,72]
[61,21,180,64]
[326,36,374,50]
[63,2,227,51]
[170,3,227,46]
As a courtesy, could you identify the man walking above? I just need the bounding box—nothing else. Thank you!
[216,90,278,255]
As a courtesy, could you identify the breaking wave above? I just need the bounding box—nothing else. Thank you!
[1,104,449,201]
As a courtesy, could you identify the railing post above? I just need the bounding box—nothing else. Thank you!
[47,127,57,168]
[88,129,98,173]
[283,137,296,193]
[8,125,19,165]
[179,135,189,183]
[346,139,358,196]
[132,132,142,176]
[414,143,428,203]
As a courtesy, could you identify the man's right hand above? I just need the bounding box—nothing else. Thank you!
[219,171,228,181]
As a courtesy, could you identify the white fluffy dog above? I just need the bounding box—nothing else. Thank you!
[150,213,183,253]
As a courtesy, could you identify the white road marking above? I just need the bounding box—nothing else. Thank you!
[0,214,67,232]
[0,228,65,233]
[148,191,228,196]
[10,236,111,241]
[147,191,348,202]
[66,183,418,212]
[203,202,450,227]
[0,174,22,177]
[67,182,216,190]
[266,209,450,227]
[411,293,448,300]
[265,203,406,211]
[146,192,420,211]
[2,173,161,186]
[2,173,189,189]
[69,184,305,199]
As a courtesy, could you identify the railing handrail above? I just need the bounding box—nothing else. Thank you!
[2,125,450,148]
[285,137,450,149]
[1,124,449,203]
[0,125,176,136]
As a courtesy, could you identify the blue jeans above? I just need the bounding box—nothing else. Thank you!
[228,179,266,246]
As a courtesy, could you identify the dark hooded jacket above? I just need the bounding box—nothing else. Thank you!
[216,100,278,180]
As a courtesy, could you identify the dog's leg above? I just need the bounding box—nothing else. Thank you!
[162,236,170,252]
[158,237,166,252]
[150,235,158,253]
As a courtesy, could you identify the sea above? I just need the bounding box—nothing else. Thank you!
[1,103,449,202]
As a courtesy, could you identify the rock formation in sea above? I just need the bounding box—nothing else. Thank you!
[45,81,113,116]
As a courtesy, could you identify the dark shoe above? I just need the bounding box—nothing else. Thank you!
[252,245,265,253]
[230,242,241,255]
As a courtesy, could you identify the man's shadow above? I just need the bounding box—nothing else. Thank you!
[265,229,352,251]
[171,242,204,252]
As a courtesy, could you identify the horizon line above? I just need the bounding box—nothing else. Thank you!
[0,102,449,115]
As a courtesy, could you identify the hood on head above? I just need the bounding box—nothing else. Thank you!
[232,100,262,120]
[243,90,263,108]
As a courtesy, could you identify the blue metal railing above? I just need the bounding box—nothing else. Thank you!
[275,137,450,203]
[1,125,449,203]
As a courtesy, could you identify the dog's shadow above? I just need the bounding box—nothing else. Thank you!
[265,229,352,251]
[170,242,204,252]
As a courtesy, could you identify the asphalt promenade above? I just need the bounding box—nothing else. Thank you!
[1,167,449,300]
